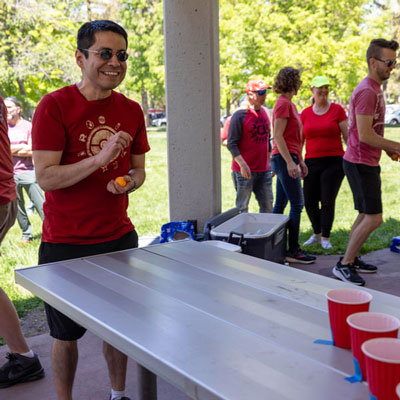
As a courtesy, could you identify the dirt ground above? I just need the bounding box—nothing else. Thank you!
[20,307,49,337]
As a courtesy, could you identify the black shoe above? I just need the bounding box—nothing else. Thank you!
[354,256,378,273]
[332,261,365,286]
[109,397,131,400]
[0,353,44,389]
[286,248,316,264]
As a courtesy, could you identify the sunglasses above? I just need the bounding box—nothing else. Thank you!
[252,89,267,96]
[79,48,129,62]
[375,57,397,68]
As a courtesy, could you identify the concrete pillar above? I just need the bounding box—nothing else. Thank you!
[163,0,221,232]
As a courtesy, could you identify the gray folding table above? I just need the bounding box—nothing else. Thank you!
[16,240,398,399]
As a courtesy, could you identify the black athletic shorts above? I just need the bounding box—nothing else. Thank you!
[343,159,382,214]
[39,230,138,341]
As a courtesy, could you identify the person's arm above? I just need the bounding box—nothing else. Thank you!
[107,153,146,195]
[33,131,132,192]
[339,119,348,144]
[227,111,251,179]
[357,114,400,155]
[274,118,299,179]
[10,143,31,157]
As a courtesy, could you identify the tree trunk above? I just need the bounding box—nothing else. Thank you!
[141,89,150,126]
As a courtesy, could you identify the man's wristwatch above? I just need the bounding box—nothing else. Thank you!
[126,179,137,194]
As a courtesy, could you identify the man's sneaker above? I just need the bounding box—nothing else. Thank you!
[0,352,44,388]
[303,234,321,246]
[109,396,131,400]
[286,248,316,264]
[354,256,378,274]
[332,261,365,286]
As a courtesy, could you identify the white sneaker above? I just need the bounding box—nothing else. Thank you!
[303,234,321,246]
[321,239,332,249]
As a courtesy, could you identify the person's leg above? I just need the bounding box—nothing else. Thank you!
[0,200,43,388]
[271,155,288,214]
[319,157,345,239]
[303,158,322,236]
[334,161,381,284]
[52,339,78,400]
[232,171,253,213]
[0,201,23,349]
[342,213,382,264]
[0,287,29,354]
[14,173,32,241]
[274,156,304,253]
[343,161,382,263]
[25,170,45,220]
[253,171,273,213]
[103,342,128,391]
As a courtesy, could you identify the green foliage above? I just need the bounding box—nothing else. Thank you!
[120,0,165,111]
[0,0,84,116]
[219,0,393,112]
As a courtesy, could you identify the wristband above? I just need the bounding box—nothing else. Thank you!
[126,179,137,194]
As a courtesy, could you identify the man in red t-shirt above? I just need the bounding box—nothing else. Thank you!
[333,39,400,286]
[227,78,273,213]
[0,96,44,388]
[32,20,150,400]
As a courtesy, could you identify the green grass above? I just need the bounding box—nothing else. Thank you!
[1,126,400,325]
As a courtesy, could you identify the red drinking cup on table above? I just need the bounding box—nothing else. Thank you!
[362,338,400,400]
[347,312,400,381]
[326,288,372,348]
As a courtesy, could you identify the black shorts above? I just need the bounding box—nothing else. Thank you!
[343,159,382,214]
[39,230,138,341]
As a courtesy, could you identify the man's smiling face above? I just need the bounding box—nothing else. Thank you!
[77,30,127,96]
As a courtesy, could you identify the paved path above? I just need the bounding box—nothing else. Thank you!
[1,247,399,399]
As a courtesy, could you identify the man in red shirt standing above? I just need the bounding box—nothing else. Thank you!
[227,78,273,213]
[333,38,400,286]
[0,96,44,389]
[32,20,150,400]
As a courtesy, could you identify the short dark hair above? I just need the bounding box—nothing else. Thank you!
[273,67,302,94]
[4,96,21,108]
[367,39,399,66]
[77,20,128,58]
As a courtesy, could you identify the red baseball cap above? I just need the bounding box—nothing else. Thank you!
[246,78,271,93]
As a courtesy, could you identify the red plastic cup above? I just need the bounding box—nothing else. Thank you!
[347,312,400,380]
[326,288,372,348]
[362,338,400,400]
[396,382,400,399]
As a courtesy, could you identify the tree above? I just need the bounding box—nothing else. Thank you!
[0,0,85,117]
[120,0,165,125]
[219,0,392,112]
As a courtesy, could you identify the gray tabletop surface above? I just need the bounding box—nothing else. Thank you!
[16,240,396,400]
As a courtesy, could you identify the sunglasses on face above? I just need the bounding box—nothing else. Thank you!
[375,57,397,68]
[79,48,129,62]
[252,89,267,96]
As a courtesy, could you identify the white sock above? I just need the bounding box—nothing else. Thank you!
[19,350,35,358]
[110,389,125,400]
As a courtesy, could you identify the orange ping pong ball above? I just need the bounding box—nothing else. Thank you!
[115,176,127,187]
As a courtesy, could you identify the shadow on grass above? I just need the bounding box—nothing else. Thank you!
[300,217,400,256]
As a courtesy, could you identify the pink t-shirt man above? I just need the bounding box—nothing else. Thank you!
[343,77,385,167]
